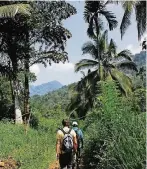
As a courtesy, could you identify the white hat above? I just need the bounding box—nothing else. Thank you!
[72,121,78,126]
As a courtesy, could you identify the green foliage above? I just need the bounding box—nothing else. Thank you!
[133,88,146,112]
[0,122,54,169]
[84,81,145,169]
[30,85,71,115]
[0,76,14,120]
[0,1,77,122]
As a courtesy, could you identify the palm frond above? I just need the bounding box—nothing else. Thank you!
[83,2,92,23]
[100,10,118,30]
[117,61,138,72]
[110,68,133,96]
[75,59,98,72]
[99,30,108,53]
[120,1,135,39]
[82,41,97,58]
[87,15,95,38]
[86,69,99,81]
[108,38,117,56]
[80,71,86,77]
[117,49,132,61]
[135,1,146,40]
[102,30,108,46]
[0,4,31,18]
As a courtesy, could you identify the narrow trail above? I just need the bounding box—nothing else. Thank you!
[48,157,85,169]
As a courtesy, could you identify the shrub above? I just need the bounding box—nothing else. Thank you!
[84,82,145,169]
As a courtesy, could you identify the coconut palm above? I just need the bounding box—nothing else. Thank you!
[84,1,118,78]
[75,30,138,96]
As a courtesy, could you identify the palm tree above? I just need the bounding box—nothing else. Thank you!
[84,1,118,79]
[75,30,138,96]
[109,1,146,40]
[67,70,97,118]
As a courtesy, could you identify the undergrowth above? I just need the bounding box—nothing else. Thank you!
[84,81,146,169]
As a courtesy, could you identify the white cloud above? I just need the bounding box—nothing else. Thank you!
[127,32,147,55]
[30,64,40,76]
[48,62,74,72]
[127,44,142,55]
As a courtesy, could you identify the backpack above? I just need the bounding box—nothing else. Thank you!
[61,128,73,153]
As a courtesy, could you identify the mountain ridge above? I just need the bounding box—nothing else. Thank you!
[30,80,63,96]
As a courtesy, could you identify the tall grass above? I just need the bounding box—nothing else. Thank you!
[0,110,66,169]
[84,82,146,169]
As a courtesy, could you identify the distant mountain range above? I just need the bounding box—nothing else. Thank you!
[30,80,63,96]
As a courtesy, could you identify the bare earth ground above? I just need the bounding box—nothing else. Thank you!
[48,158,85,169]
[0,157,20,169]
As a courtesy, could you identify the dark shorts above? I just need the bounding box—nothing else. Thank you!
[59,152,72,169]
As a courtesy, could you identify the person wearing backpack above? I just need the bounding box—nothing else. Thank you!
[72,121,83,159]
[56,119,77,169]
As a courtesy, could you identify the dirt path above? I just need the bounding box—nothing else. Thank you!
[48,160,59,169]
[48,158,85,169]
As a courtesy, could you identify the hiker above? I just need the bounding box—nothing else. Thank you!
[72,121,83,159]
[56,119,77,169]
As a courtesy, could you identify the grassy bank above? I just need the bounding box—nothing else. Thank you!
[0,115,64,169]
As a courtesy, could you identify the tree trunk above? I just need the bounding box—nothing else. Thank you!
[24,58,30,125]
[95,17,101,80]
[23,24,30,127]
[13,80,23,124]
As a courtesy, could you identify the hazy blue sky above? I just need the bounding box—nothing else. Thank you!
[30,1,145,86]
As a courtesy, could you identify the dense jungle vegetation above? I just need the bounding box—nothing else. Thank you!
[0,1,146,169]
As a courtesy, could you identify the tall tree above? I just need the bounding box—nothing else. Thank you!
[67,70,98,118]
[0,2,31,124]
[84,1,118,79]
[22,1,76,124]
[0,1,77,124]
[75,30,138,96]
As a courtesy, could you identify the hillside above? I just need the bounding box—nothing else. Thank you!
[30,80,63,96]
[133,50,146,67]
[30,83,75,113]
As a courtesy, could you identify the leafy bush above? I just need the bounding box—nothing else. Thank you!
[84,82,145,169]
